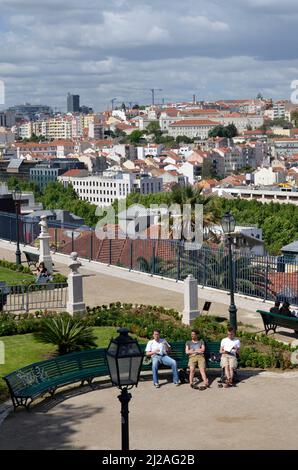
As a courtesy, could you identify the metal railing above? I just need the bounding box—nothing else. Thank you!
[1,211,298,306]
[0,283,68,313]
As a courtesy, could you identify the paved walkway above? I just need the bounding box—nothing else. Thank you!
[1,370,298,450]
[1,240,297,343]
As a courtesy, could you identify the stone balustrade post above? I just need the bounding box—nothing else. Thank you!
[182,274,200,325]
[67,252,86,316]
[38,215,53,274]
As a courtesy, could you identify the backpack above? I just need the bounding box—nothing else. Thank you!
[178,369,190,384]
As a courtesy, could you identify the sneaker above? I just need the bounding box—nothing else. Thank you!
[174,382,180,386]
[154,383,160,388]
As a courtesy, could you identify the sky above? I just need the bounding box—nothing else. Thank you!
[1,0,298,111]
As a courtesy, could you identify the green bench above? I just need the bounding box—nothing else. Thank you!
[23,251,40,269]
[140,341,221,371]
[4,341,221,411]
[257,309,298,335]
[4,348,109,411]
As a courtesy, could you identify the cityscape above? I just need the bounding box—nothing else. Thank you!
[0,0,298,457]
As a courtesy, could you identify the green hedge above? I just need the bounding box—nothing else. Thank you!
[0,259,32,274]
[0,303,295,369]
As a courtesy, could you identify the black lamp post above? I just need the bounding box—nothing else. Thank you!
[221,211,237,331]
[106,328,143,451]
[12,187,22,266]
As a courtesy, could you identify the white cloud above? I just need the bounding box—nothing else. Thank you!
[0,0,297,109]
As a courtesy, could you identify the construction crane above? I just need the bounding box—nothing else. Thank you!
[130,87,163,106]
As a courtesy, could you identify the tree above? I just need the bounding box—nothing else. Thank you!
[34,315,97,355]
[144,120,163,143]
[225,123,238,138]
[201,159,216,179]
[208,124,237,138]
[291,110,298,127]
[208,125,226,138]
[128,129,146,144]
[176,135,193,144]
[137,256,168,274]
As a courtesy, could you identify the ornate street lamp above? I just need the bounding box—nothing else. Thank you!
[221,211,237,331]
[12,187,22,266]
[106,328,143,451]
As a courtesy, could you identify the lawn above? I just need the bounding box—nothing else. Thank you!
[0,326,145,402]
[0,266,33,285]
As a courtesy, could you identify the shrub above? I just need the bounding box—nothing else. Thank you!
[34,314,97,355]
[0,259,32,274]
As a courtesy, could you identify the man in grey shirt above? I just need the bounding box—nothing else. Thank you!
[185,330,209,389]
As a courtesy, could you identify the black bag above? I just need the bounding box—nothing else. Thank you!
[178,369,189,384]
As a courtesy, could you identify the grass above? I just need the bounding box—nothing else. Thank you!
[0,326,145,402]
[0,266,33,285]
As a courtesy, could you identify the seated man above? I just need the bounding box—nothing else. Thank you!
[279,301,294,317]
[220,327,240,387]
[145,329,179,388]
[270,301,280,314]
[185,329,209,389]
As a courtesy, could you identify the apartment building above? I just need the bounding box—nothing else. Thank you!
[168,120,219,139]
[58,171,162,207]
[210,147,243,176]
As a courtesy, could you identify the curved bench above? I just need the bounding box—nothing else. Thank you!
[257,309,298,335]
[4,341,221,411]
[4,348,109,410]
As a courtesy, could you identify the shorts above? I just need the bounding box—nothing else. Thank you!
[220,354,238,369]
[188,355,206,369]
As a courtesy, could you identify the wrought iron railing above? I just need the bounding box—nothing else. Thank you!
[0,211,297,306]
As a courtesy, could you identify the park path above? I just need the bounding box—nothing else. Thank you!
[1,239,297,344]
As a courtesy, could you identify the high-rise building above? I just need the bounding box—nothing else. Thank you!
[67,93,80,113]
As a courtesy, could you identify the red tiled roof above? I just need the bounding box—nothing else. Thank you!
[60,169,86,177]
[169,119,219,127]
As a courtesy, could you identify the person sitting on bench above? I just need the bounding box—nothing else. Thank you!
[270,300,280,314]
[35,262,50,284]
[145,329,179,388]
[185,329,209,389]
[279,301,294,317]
[220,327,240,388]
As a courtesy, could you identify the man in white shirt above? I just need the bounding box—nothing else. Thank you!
[145,329,179,388]
[220,327,240,387]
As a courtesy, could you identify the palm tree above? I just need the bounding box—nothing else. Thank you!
[166,184,220,242]
[34,315,97,355]
[137,255,170,275]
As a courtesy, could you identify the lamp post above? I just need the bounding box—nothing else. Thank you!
[106,328,143,451]
[221,211,237,331]
[12,187,22,266]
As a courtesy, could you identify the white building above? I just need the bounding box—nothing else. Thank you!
[58,171,162,207]
[254,167,286,186]
[213,186,298,206]
[168,120,219,139]
[137,144,164,160]
[273,101,286,119]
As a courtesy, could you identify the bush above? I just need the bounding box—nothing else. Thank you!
[0,259,32,274]
[34,314,97,355]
